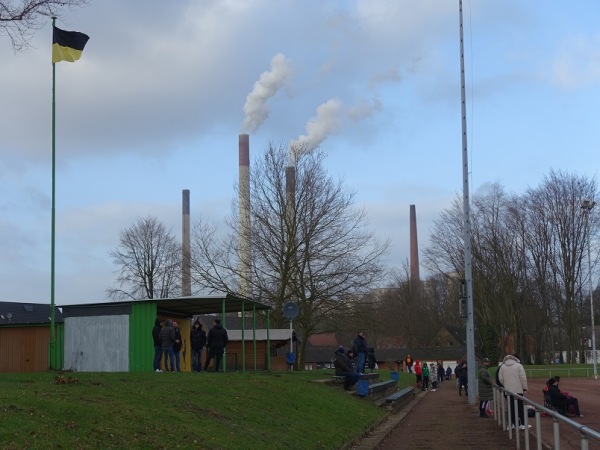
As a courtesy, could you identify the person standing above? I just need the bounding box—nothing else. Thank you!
[172,321,183,372]
[414,360,422,388]
[351,331,368,374]
[437,363,445,385]
[405,354,413,373]
[366,347,377,373]
[422,361,430,391]
[458,361,468,396]
[478,358,493,418]
[205,319,229,372]
[498,354,529,429]
[152,318,163,372]
[190,320,207,372]
[159,319,176,372]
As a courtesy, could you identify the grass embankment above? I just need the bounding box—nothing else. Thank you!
[0,370,392,449]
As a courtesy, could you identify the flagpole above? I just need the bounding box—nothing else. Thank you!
[50,16,57,370]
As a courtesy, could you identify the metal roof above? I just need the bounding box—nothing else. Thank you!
[155,294,270,317]
[60,293,270,319]
[0,302,63,325]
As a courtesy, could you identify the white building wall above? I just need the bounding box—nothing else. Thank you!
[64,315,129,372]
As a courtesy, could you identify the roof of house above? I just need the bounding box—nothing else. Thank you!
[305,346,338,363]
[307,333,339,347]
[444,326,467,345]
[0,302,63,325]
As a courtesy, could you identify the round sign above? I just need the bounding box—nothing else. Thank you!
[282,302,299,320]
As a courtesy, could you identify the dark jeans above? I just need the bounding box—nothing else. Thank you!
[162,346,175,372]
[191,348,204,372]
[459,378,468,395]
[205,347,224,372]
[564,397,581,416]
[153,346,162,370]
[355,352,366,373]
[338,371,360,390]
[173,351,181,372]
[509,394,525,426]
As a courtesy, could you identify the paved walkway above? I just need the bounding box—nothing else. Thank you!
[351,377,600,450]
[353,379,512,450]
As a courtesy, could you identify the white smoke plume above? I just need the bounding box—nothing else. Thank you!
[242,53,293,133]
[289,98,343,161]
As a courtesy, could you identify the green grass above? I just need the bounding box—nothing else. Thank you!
[0,370,389,449]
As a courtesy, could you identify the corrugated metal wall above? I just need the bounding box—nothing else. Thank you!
[64,315,129,371]
[0,326,51,372]
[129,302,157,372]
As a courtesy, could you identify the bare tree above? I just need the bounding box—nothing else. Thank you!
[525,170,597,362]
[1,0,89,51]
[108,216,181,300]
[191,145,388,367]
[423,173,598,364]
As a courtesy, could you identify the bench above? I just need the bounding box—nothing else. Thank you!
[385,386,415,403]
[365,379,398,398]
[330,372,379,385]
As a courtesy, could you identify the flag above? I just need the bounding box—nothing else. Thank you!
[52,26,89,63]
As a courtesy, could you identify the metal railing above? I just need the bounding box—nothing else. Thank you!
[492,385,600,450]
[524,368,597,380]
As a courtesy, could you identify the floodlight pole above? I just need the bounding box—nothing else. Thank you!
[459,0,476,404]
[582,200,597,379]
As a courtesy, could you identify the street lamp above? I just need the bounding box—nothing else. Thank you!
[581,199,597,379]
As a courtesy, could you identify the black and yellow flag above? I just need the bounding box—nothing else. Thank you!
[52,26,89,63]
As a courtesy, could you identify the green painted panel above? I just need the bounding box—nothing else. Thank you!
[48,323,64,370]
[129,302,157,372]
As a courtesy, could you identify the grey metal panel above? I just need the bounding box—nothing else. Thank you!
[64,315,129,372]
[61,304,131,318]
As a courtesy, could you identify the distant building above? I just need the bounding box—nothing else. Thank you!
[0,302,63,372]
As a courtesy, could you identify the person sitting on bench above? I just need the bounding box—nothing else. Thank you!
[334,347,360,391]
[546,378,583,418]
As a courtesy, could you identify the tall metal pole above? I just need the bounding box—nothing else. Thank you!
[50,16,58,370]
[582,200,597,378]
[459,0,476,404]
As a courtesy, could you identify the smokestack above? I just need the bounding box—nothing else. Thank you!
[182,189,191,296]
[409,204,420,282]
[239,134,252,298]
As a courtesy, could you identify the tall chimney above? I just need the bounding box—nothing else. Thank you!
[182,189,191,296]
[409,204,420,282]
[239,134,252,298]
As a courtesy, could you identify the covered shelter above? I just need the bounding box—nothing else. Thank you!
[60,293,272,372]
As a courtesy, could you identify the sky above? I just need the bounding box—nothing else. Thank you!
[1,0,599,306]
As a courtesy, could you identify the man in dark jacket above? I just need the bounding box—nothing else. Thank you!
[159,319,176,372]
[478,358,493,418]
[172,321,183,372]
[205,319,229,372]
[458,361,468,396]
[190,320,207,372]
[351,331,368,374]
[152,318,163,372]
[334,347,360,390]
